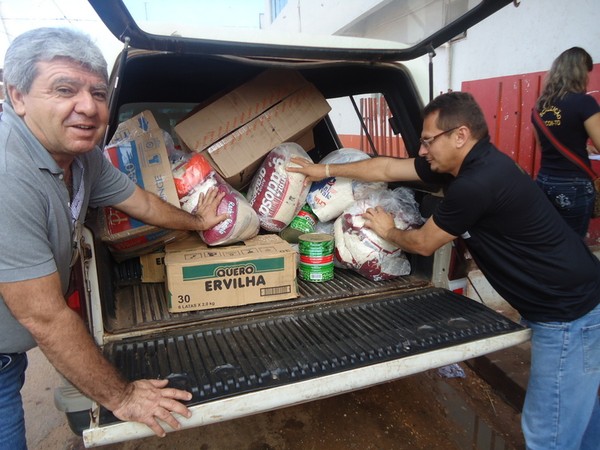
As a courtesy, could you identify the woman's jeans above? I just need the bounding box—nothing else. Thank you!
[0,352,28,450]
[536,173,595,238]
[522,302,600,450]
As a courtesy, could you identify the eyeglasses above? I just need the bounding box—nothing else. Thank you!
[419,126,459,149]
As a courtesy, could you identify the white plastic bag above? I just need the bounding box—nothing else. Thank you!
[333,187,424,281]
[306,148,387,222]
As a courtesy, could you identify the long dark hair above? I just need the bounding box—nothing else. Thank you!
[536,47,593,111]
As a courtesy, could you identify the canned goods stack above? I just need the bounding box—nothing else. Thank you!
[298,233,334,282]
[279,204,318,243]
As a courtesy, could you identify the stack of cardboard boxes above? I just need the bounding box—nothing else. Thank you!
[174,68,329,189]
[102,69,331,312]
[100,111,188,258]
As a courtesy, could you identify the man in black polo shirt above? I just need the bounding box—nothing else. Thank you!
[289,91,600,450]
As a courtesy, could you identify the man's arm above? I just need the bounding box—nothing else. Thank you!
[288,154,451,254]
[288,156,421,184]
[584,112,600,154]
[362,206,456,256]
[0,274,191,437]
[114,185,228,232]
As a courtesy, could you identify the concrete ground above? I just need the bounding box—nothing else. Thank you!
[23,348,80,450]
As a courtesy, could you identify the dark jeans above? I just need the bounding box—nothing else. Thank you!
[536,173,595,238]
[0,353,28,450]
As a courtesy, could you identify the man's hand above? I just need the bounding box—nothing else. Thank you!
[362,206,397,242]
[112,379,193,438]
[193,187,228,231]
[287,157,326,185]
[113,185,228,233]
[1,274,194,439]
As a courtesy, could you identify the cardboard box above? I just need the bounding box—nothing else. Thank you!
[109,110,160,145]
[165,234,298,312]
[140,251,166,283]
[204,84,328,177]
[174,69,330,189]
[101,111,180,246]
[174,69,309,151]
[204,128,315,190]
[107,230,189,262]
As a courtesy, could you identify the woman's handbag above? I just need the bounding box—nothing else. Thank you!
[532,109,600,218]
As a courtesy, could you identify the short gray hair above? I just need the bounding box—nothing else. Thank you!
[3,27,108,106]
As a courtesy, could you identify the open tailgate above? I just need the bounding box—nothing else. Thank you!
[83,285,529,447]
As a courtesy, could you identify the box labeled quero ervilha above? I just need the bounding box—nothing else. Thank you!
[165,234,298,312]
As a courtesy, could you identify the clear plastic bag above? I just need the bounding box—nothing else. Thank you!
[333,187,424,281]
[306,148,387,222]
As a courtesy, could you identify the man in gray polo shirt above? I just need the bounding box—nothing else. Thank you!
[0,28,228,449]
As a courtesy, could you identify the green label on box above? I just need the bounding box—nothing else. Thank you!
[182,257,285,281]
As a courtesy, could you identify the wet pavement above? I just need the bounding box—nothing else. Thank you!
[467,342,530,413]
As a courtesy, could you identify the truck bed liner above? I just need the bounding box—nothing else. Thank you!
[100,285,524,425]
[107,269,430,333]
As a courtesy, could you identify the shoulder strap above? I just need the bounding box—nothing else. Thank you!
[531,109,597,179]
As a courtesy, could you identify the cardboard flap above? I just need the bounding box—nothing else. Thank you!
[205,84,331,177]
[174,69,309,153]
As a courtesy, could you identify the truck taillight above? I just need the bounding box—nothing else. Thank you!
[448,277,468,296]
[66,263,87,321]
[67,290,83,316]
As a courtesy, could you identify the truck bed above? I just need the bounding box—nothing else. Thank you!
[82,227,530,447]
[105,265,431,334]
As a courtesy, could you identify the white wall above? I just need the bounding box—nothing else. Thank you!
[267,0,600,102]
[268,0,384,33]
[299,0,600,136]
[433,0,600,94]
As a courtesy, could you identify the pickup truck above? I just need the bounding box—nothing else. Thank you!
[55,0,530,447]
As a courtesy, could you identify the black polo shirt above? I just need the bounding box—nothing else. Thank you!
[415,136,600,322]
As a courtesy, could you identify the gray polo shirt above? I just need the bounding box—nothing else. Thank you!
[0,104,136,353]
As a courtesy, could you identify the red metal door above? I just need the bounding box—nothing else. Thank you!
[463,64,600,247]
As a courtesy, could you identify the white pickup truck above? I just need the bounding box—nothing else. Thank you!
[55,0,530,447]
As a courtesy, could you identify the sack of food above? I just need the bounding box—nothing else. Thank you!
[306,148,387,222]
[246,142,312,232]
[173,153,259,246]
[333,187,423,281]
[172,152,214,199]
[198,182,260,245]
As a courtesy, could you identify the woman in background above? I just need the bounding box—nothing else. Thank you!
[532,47,600,237]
